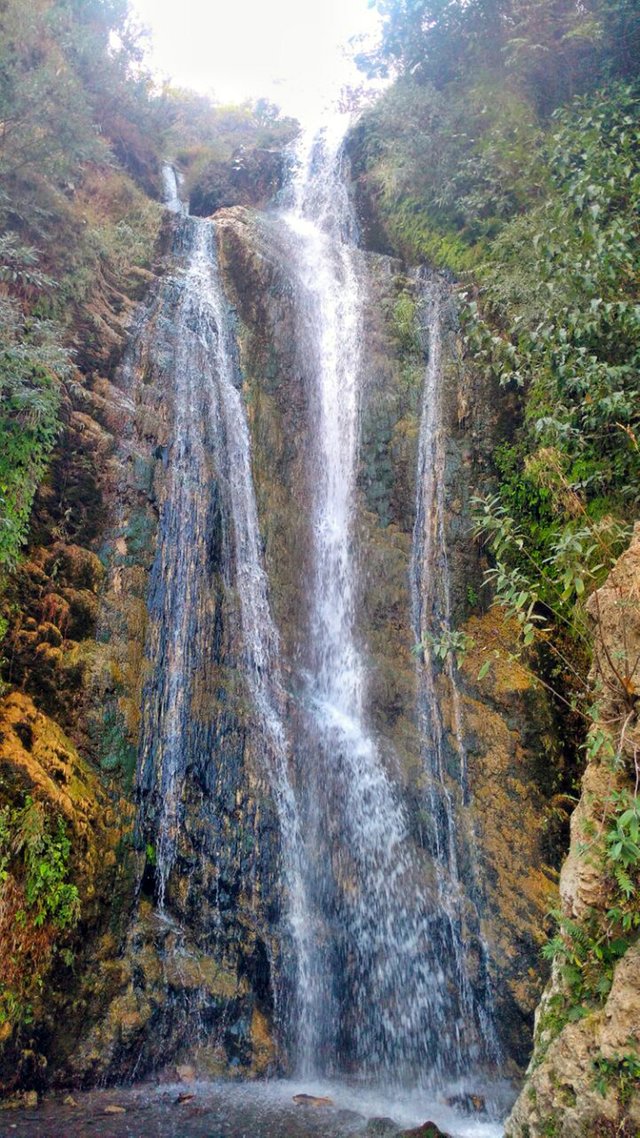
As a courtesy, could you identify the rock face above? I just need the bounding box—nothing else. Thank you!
[58,214,285,1085]
[454,613,560,1065]
[506,524,640,1137]
[217,204,559,1067]
[0,207,164,1092]
[1,165,566,1089]
[189,148,289,217]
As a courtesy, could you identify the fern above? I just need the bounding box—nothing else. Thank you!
[614,865,635,899]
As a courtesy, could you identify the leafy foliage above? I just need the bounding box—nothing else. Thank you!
[540,906,631,1019]
[593,1050,640,1103]
[365,0,639,109]
[0,291,68,571]
[469,86,640,508]
[0,795,79,931]
[465,84,639,743]
[353,78,544,265]
[0,793,80,1032]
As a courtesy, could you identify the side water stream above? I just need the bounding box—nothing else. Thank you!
[134,205,313,1031]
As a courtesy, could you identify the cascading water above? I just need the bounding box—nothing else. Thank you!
[278,122,488,1083]
[411,277,501,1066]
[136,179,313,1037]
[130,145,503,1101]
[161,163,187,216]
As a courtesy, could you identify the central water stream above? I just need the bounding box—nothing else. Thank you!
[275,120,495,1082]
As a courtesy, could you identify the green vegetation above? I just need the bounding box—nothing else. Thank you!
[356,0,640,719]
[0,0,163,578]
[533,770,640,1058]
[0,793,80,1030]
[0,0,297,594]
[0,795,79,931]
[0,279,68,571]
[593,1050,640,1102]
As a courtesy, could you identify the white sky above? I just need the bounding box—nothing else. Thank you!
[128,0,382,118]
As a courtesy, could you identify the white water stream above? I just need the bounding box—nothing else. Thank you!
[279,123,482,1082]
[138,178,313,1030]
[411,277,501,1065]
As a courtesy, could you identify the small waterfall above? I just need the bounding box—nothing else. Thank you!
[279,120,481,1083]
[161,163,188,216]
[411,276,501,1065]
[136,189,313,1044]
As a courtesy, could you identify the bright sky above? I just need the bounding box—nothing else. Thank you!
[128,0,382,118]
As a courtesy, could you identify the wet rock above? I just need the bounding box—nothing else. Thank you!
[335,1108,367,1125]
[175,1063,196,1082]
[365,1116,402,1136]
[444,1092,486,1114]
[189,147,290,216]
[292,1093,334,1107]
[457,608,560,1062]
[399,1122,451,1138]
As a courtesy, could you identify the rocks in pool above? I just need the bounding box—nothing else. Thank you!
[445,1092,486,1115]
[335,1108,367,1126]
[364,1116,402,1136]
[292,1094,335,1107]
[398,1123,452,1138]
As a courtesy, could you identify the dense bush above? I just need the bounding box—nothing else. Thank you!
[356,10,640,674]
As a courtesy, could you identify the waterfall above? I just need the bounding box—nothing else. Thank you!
[136,195,313,1042]
[278,120,484,1083]
[411,277,502,1066]
[129,141,502,1092]
[161,163,188,216]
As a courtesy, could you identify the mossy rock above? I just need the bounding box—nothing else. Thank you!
[0,692,123,1086]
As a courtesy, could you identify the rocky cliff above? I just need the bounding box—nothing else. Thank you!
[506,524,640,1137]
[0,157,568,1093]
[217,202,560,1069]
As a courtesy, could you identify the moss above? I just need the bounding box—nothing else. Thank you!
[123,509,156,565]
[0,693,116,1068]
[249,1006,276,1074]
[162,953,239,999]
[97,707,137,781]
[541,1120,560,1138]
[43,544,105,592]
